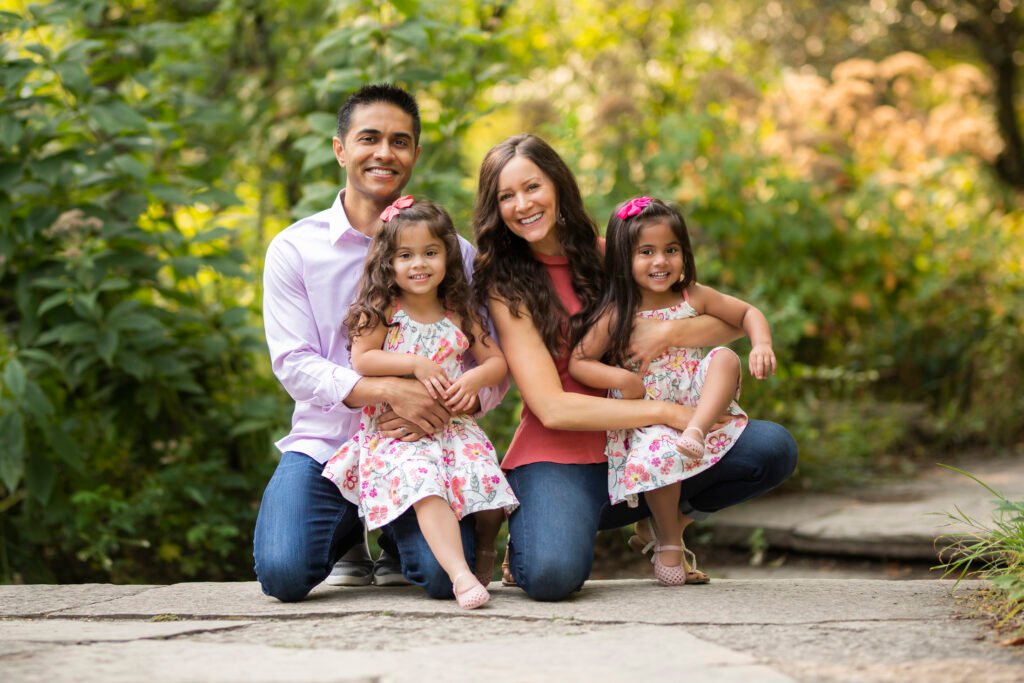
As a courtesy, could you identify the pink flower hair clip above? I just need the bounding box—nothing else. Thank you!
[381,195,415,222]
[616,196,652,220]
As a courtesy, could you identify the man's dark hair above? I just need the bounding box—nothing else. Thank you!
[336,83,421,145]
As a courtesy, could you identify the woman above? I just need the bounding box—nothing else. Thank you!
[473,134,797,601]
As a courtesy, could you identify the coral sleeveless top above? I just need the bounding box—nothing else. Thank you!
[500,251,607,471]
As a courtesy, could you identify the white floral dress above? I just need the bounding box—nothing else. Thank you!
[607,299,748,507]
[322,308,518,529]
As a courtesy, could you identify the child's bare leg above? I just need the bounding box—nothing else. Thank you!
[412,496,474,585]
[472,509,503,584]
[689,349,741,435]
[644,483,684,568]
[679,349,740,459]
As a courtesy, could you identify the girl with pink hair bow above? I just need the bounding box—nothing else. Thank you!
[568,197,775,586]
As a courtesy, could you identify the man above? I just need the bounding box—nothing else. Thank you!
[254,83,504,602]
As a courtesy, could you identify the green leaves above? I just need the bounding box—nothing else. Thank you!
[0,0,284,584]
[3,359,27,398]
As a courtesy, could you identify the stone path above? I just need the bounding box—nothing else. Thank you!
[3,457,1022,681]
[706,456,1024,561]
[1,578,1021,682]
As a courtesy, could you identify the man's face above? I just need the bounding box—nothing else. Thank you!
[333,102,421,205]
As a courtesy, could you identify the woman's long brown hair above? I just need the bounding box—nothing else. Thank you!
[472,134,605,355]
[346,199,482,348]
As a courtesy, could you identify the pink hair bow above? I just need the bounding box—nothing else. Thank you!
[380,195,414,222]
[616,196,652,220]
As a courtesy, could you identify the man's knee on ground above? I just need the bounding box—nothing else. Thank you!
[255,553,315,603]
[414,560,455,600]
[521,555,588,602]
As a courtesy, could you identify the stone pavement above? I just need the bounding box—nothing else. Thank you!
[1,578,1022,683]
[706,456,1024,561]
[3,457,1022,682]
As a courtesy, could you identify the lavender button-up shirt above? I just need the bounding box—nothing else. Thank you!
[263,192,506,463]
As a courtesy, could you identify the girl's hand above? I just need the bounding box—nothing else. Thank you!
[749,343,776,380]
[619,372,647,400]
[443,371,485,415]
[413,357,451,399]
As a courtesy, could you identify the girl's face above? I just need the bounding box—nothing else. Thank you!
[631,218,684,304]
[496,155,561,255]
[392,221,447,297]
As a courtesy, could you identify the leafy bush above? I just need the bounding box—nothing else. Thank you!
[0,2,283,583]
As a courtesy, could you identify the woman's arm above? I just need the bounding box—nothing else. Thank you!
[491,298,693,431]
[628,314,741,376]
[568,311,646,399]
[444,319,508,414]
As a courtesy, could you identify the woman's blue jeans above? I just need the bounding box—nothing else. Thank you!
[252,452,475,602]
[505,419,797,602]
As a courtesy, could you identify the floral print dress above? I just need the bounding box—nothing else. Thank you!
[322,308,518,529]
[606,299,748,507]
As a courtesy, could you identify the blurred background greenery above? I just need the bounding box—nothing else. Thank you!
[1,0,1022,584]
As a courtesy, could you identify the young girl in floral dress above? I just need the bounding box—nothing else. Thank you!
[322,196,517,609]
[569,197,775,586]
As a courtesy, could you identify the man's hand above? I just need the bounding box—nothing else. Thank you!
[381,377,450,437]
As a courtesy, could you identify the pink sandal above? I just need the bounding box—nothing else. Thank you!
[676,427,705,461]
[453,572,490,609]
[651,545,687,586]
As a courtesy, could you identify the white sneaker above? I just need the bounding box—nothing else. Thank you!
[325,542,373,587]
[372,547,409,586]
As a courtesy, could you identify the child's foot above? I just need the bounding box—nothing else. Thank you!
[651,545,687,586]
[676,427,705,461]
[474,548,497,585]
[453,572,490,609]
[628,516,710,585]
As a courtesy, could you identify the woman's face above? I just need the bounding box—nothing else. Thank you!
[496,155,561,255]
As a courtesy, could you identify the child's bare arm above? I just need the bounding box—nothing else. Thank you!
[689,283,776,379]
[351,313,451,398]
[444,320,508,414]
[568,310,646,399]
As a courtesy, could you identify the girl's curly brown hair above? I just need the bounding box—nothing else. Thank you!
[472,134,605,355]
[345,199,482,348]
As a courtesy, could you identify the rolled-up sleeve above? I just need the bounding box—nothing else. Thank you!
[263,237,361,414]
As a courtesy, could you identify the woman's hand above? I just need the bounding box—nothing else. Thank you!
[413,356,451,400]
[749,343,776,379]
[662,403,733,433]
[626,317,671,376]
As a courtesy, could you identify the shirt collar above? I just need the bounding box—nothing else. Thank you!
[328,190,361,246]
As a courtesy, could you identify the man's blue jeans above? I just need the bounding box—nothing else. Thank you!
[252,452,476,602]
[505,419,797,602]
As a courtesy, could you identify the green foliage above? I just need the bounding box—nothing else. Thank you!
[0,1,284,583]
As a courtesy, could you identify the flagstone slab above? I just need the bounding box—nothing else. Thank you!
[0,584,157,617]
[41,579,978,625]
